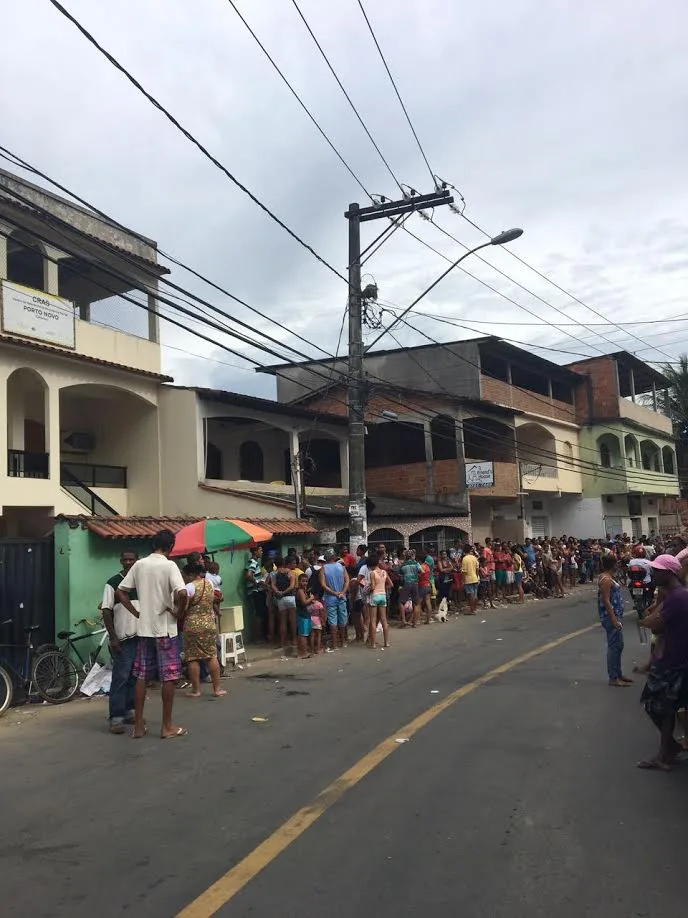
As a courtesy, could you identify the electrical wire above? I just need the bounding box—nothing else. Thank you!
[354,0,435,184]
[46,0,348,284]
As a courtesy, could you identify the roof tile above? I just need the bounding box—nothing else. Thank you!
[55,514,317,538]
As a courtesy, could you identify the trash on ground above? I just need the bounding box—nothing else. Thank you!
[430,690,439,694]
[481,620,487,624]
[395,737,409,744]
[251,716,269,723]
[496,638,504,642]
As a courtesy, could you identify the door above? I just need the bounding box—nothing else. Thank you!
[631,517,642,539]
[0,538,55,647]
[531,516,548,539]
[604,516,623,538]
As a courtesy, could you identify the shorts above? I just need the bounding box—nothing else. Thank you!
[401,583,419,604]
[277,596,296,612]
[464,582,478,596]
[133,636,181,683]
[325,596,348,627]
[311,615,323,630]
[490,572,496,582]
[419,585,432,599]
[371,593,387,607]
[297,616,312,637]
[514,572,523,585]
[495,570,507,587]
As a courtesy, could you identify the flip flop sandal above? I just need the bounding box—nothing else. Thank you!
[161,727,188,739]
[637,759,672,771]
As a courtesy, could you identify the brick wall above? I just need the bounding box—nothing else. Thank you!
[365,461,429,500]
[479,375,576,422]
[566,357,619,421]
[299,386,460,422]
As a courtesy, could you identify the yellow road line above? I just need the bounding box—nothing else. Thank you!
[177,623,596,918]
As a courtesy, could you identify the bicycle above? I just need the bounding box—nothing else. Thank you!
[37,618,110,677]
[0,618,79,715]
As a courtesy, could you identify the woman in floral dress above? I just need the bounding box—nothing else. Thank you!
[182,562,226,698]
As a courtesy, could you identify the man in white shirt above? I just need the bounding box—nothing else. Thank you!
[117,530,188,739]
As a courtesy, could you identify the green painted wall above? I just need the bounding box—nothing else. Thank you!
[579,423,680,498]
[53,523,312,653]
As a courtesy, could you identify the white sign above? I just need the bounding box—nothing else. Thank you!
[1,280,75,348]
[465,461,495,489]
[349,502,365,517]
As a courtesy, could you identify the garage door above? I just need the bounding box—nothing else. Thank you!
[531,516,548,539]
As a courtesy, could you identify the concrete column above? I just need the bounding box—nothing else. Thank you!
[455,417,469,515]
[423,419,435,501]
[0,231,7,280]
[77,300,91,322]
[547,378,553,401]
[147,289,160,343]
[289,429,302,512]
[46,384,61,483]
[652,382,658,412]
[42,246,62,295]
[629,368,636,403]
[339,438,349,490]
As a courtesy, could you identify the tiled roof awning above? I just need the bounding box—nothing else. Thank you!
[55,515,318,538]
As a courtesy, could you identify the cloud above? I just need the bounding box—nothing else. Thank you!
[2,0,688,402]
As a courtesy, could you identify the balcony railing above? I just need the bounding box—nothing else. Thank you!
[7,450,49,479]
[520,462,558,479]
[60,462,127,488]
[60,465,117,516]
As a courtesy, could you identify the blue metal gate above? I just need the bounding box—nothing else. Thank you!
[0,538,55,646]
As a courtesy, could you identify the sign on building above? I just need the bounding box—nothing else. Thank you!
[1,280,76,348]
[465,461,495,489]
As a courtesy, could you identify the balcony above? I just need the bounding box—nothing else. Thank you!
[520,461,559,491]
[618,398,673,435]
[7,449,49,479]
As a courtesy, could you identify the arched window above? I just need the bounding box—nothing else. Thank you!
[597,434,620,469]
[368,528,405,555]
[600,442,611,468]
[239,441,264,480]
[7,231,45,291]
[640,440,661,472]
[409,525,467,554]
[205,442,223,479]
[662,446,676,475]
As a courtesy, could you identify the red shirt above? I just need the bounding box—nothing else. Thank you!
[494,550,509,571]
[483,547,495,574]
[418,563,431,588]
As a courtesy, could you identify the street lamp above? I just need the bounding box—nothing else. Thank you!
[364,227,524,352]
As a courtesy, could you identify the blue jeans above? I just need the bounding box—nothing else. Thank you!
[601,618,624,681]
[109,637,138,724]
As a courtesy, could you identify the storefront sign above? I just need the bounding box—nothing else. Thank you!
[348,502,365,517]
[465,461,495,489]
[1,280,76,348]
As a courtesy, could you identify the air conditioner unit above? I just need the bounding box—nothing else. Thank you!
[61,431,96,453]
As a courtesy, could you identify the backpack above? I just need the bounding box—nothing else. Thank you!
[275,571,291,592]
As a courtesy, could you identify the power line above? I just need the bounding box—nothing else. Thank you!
[289,0,404,195]
[355,0,435,184]
[224,0,371,200]
[458,210,678,363]
[46,0,347,284]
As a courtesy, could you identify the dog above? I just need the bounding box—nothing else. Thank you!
[433,597,449,623]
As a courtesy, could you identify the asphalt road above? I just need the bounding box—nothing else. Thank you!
[2,587,687,918]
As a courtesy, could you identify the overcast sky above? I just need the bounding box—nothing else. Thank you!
[2,0,688,396]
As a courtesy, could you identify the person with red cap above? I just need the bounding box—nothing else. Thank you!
[637,554,688,771]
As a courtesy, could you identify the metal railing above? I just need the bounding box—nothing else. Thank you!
[7,449,49,479]
[60,462,127,488]
[520,462,558,479]
[60,465,118,516]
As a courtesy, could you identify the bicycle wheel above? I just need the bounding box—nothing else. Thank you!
[35,643,60,657]
[0,665,13,715]
[31,651,79,704]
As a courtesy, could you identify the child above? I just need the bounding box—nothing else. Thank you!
[310,598,325,654]
[295,574,315,659]
[479,552,493,609]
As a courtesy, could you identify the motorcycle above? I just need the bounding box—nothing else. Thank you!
[628,564,652,645]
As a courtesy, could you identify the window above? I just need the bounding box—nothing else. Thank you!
[368,528,405,554]
[662,447,675,475]
[239,441,264,480]
[532,500,544,511]
[7,231,45,291]
[430,415,457,461]
[205,442,222,479]
[600,442,611,468]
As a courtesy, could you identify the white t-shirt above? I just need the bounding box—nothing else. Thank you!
[101,580,139,641]
[629,558,653,584]
[119,553,186,638]
[357,564,371,597]
[206,572,222,589]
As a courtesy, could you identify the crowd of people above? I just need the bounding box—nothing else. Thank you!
[97,525,688,761]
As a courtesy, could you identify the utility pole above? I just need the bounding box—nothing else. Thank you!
[344,190,454,554]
